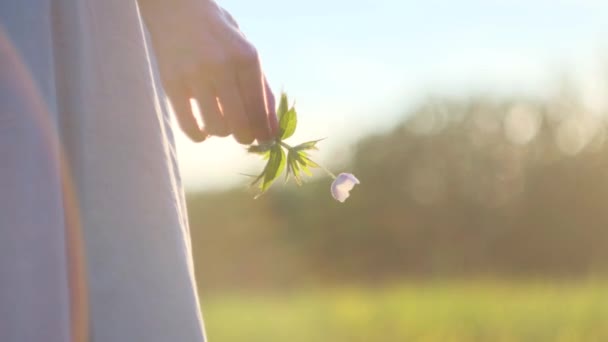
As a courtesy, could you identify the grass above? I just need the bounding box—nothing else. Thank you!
[200,280,608,342]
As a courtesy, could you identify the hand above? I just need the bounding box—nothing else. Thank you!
[139,0,278,144]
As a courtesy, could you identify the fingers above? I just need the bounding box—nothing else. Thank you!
[214,71,254,144]
[165,81,207,142]
[193,81,229,137]
[209,11,275,144]
[237,56,273,143]
[264,77,278,137]
[156,3,275,145]
[195,62,276,144]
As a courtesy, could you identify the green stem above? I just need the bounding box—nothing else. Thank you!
[279,141,292,150]
[317,162,337,179]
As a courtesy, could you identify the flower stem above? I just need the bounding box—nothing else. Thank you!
[317,163,337,179]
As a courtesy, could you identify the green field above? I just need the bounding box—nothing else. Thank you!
[201,281,608,342]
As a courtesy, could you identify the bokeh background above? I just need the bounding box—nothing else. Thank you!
[178,1,608,341]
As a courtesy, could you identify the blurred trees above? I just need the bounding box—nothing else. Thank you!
[188,91,608,292]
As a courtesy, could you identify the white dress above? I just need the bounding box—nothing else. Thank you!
[0,1,206,341]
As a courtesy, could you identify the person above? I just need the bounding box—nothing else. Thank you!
[0,1,277,341]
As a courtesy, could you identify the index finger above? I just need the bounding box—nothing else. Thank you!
[263,76,278,137]
[236,50,273,143]
[165,80,208,142]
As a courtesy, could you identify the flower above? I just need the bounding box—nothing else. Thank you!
[246,92,362,200]
[331,173,360,203]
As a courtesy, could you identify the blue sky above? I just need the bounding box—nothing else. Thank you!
[176,0,608,190]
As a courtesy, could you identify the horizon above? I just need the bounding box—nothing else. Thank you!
[176,0,608,191]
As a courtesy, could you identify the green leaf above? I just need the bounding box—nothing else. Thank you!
[291,159,302,185]
[277,92,289,121]
[247,143,273,160]
[285,150,302,186]
[250,170,265,188]
[261,145,286,192]
[292,151,313,176]
[244,90,331,198]
[299,161,312,176]
[285,150,295,183]
[296,151,319,168]
[284,161,291,183]
[240,173,259,178]
[293,139,324,151]
[293,139,323,151]
[279,108,297,140]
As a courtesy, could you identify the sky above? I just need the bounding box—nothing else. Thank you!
[176,0,608,191]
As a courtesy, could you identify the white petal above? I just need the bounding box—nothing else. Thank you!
[331,173,360,202]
